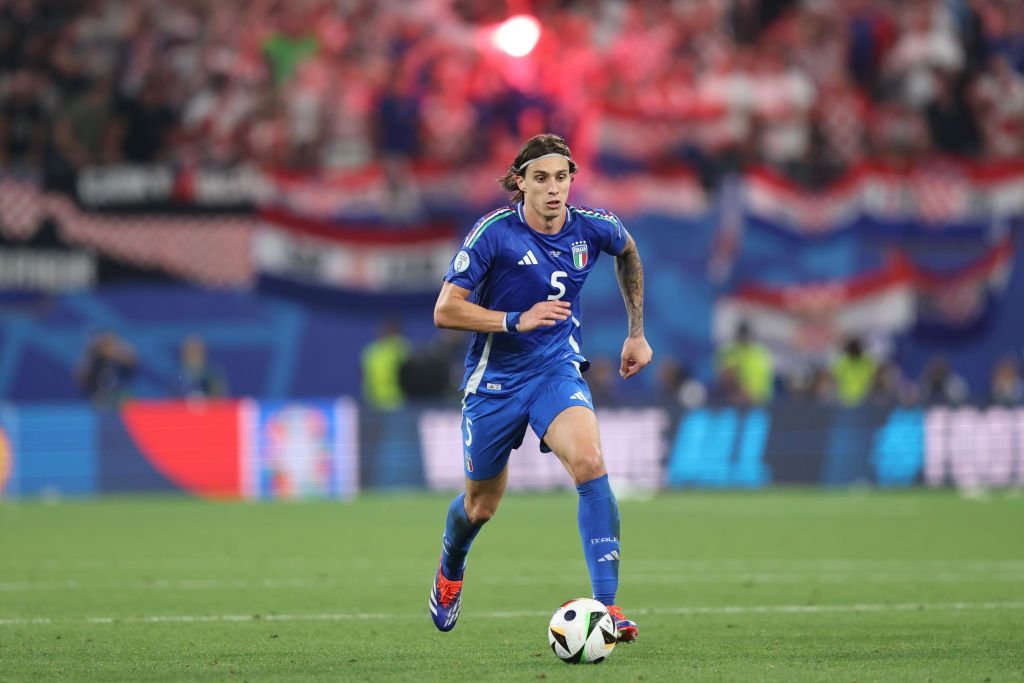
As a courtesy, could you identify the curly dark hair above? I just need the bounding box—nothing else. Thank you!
[498,133,578,203]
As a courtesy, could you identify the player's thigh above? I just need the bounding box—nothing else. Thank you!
[527,365,606,483]
[542,406,606,484]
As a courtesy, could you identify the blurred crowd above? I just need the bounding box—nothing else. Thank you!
[1,0,1023,187]
[5,0,1022,410]
[77,330,226,406]
[682,321,1023,409]
[601,329,1022,409]
[80,318,1022,408]
[361,321,1023,411]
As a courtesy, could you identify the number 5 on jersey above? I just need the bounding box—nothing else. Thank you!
[548,271,567,301]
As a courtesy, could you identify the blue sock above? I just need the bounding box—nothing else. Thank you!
[440,494,482,581]
[576,474,620,606]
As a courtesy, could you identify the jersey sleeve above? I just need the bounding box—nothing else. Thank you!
[443,219,496,291]
[593,210,629,256]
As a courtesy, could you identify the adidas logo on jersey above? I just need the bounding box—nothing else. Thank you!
[597,550,620,563]
[570,391,589,403]
[517,250,539,265]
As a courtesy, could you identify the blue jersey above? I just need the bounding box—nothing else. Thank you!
[443,202,628,397]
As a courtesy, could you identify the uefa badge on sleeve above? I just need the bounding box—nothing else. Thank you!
[454,250,471,273]
[571,241,588,270]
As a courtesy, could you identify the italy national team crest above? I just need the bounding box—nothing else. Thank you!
[571,241,589,270]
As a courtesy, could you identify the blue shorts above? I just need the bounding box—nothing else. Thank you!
[460,361,594,481]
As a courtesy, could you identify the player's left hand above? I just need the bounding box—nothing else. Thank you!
[619,335,653,379]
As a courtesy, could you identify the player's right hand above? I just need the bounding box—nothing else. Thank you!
[517,300,572,332]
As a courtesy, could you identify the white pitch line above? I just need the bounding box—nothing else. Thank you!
[645,601,1024,616]
[0,578,334,592]
[2,572,1024,593]
[613,572,1024,585]
[7,558,1024,573]
[623,559,1024,570]
[1,601,1023,627]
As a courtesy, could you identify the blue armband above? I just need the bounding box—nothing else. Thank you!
[504,311,522,333]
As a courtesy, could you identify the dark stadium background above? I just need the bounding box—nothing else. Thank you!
[0,2,1022,680]
[0,0,1021,494]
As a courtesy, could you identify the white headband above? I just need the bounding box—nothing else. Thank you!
[517,152,572,173]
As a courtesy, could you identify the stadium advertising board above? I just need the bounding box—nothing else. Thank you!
[925,407,1024,488]
[243,398,358,500]
[416,408,667,491]
[3,405,97,497]
[0,401,1022,497]
[666,404,927,488]
[0,405,17,498]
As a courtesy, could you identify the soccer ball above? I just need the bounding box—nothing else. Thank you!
[547,598,617,664]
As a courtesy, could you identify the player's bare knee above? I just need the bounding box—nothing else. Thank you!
[572,451,607,484]
[465,499,498,525]
[467,506,495,525]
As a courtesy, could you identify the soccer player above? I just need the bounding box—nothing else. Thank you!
[428,133,652,641]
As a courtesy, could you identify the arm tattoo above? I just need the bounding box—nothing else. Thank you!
[614,237,644,338]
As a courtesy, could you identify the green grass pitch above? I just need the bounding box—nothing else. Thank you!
[1,490,1023,681]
